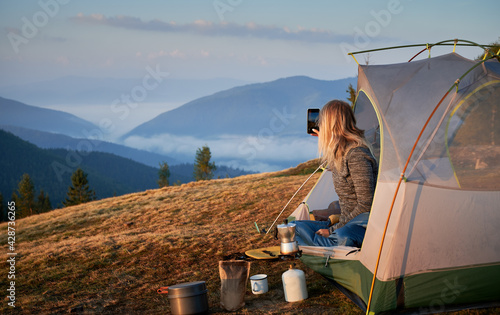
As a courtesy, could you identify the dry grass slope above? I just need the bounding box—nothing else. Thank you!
[0,160,497,314]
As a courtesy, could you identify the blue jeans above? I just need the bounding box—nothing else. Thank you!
[294,212,369,248]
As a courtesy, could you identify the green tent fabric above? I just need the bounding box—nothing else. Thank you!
[289,51,500,314]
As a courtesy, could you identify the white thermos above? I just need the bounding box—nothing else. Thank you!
[282,265,308,302]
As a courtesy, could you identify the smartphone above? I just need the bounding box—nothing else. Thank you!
[307,108,320,134]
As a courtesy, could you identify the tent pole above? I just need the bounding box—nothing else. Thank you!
[407,47,427,62]
[350,39,494,59]
[483,49,490,60]
[266,162,326,234]
[348,53,360,65]
[365,53,499,314]
[365,88,452,314]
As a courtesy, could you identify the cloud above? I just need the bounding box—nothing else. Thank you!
[5,27,67,43]
[71,14,352,44]
[42,35,68,43]
[122,133,317,172]
[200,49,210,57]
[55,55,69,66]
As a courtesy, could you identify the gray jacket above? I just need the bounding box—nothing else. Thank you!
[329,145,378,233]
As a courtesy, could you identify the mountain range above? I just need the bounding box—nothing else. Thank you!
[0,129,160,208]
[0,96,99,138]
[0,130,250,208]
[119,75,356,171]
[1,74,357,181]
[0,74,356,209]
[0,125,179,168]
[124,76,356,139]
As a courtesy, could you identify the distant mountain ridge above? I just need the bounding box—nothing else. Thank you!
[123,76,356,139]
[0,75,357,173]
[120,75,356,171]
[0,125,179,167]
[0,130,253,207]
[0,129,160,207]
[0,96,98,138]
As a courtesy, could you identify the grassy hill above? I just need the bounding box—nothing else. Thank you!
[0,160,497,314]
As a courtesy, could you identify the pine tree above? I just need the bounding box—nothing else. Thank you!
[346,83,356,107]
[15,173,35,218]
[476,38,500,61]
[194,145,216,181]
[37,189,52,213]
[346,53,370,107]
[158,161,171,188]
[63,168,96,207]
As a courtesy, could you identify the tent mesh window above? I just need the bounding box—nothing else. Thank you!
[354,91,381,163]
[446,81,500,190]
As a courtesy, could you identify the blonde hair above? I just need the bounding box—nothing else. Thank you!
[318,100,365,170]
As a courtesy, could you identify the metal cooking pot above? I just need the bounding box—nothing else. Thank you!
[157,281,209,315]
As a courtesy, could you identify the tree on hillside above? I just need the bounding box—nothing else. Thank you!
[37,189,52,213]
[194,145,217,181]
[476,38,500,61]
[346,53,370,107]
[158,161,171,188]
[63,168,96,207]
[13,173,35,218]
[346,83,356,107]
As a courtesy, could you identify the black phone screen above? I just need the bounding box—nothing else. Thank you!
[307,108,320,134]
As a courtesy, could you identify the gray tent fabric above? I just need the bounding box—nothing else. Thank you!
[290,52,500,314]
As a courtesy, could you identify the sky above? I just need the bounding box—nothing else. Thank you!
[1,0,499,87]
[0,0,499,172]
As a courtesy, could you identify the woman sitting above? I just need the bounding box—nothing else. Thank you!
[295,100,378,248]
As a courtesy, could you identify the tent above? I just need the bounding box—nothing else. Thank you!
[289,41,500,314]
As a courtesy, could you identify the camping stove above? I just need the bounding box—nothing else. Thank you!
[278,251,302,261]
